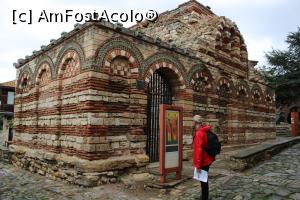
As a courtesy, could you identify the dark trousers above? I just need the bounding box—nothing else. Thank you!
[200,166,210,200]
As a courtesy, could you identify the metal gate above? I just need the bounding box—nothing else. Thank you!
[146,71,173,162]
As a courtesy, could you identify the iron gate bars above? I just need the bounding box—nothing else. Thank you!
[146,71,172,162]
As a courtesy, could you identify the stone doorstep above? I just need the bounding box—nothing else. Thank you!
[229,136,300,171]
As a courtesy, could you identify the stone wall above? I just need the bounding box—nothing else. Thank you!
[10,145,148,186]
[276,123,291,137]
[12,0,276,185]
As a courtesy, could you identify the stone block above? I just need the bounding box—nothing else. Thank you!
[128,135,146,142]
[134,154,149,167]
[96,143,110,151]
[111,142,120,149]
[86,137,100,144]
[81,144,96,152]
[76,156,137,173]
[75,137,85,143]
[75,175,99,187]
[106,136,127,142]
[119,141,129,149]
[130,142,145,149]
[183,149,193,160]
[52,141,60,147]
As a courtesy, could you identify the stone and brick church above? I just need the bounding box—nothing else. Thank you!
[12,0,275,186]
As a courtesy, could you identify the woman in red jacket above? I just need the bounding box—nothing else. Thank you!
[193,115,215,200]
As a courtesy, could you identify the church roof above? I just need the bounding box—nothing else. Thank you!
[132,0,248,64]
[14,0,248,69]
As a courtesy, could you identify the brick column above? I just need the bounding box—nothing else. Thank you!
[128,79,147,154]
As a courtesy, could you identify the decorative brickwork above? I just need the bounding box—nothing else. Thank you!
[264,88,275,105]
[57,50,81,78]
[143,55,187,89]
[17,68,33,93]
[35,55,55,81]
[216,77,234,98]
[96,37,144,73]
[236,80,250,99]
[251,84,263,103]
[141,53,186,81]
[55,41,85,75]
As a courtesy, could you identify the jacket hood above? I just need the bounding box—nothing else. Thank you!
[198,125,211,132]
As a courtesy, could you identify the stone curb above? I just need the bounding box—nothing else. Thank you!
[229,136,300,171]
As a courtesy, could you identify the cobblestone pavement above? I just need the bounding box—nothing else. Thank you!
[1,143,300,200]
[0,161,158,200]
[178,143,300,200]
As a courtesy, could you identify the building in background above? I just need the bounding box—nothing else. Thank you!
[0,80,15,146]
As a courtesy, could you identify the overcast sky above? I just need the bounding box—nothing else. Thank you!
[0,0,299,82]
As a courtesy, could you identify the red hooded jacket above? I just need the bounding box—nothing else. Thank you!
[193,125,215,169]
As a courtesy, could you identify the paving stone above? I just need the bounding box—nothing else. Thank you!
[179,143,300,200]
[0,143,300,200]
[267,195,285,200]
[276,188,291,197]
[289,193,300,200]
[233,194,243,200]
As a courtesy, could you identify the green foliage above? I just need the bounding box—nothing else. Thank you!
[260,28,300,106]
